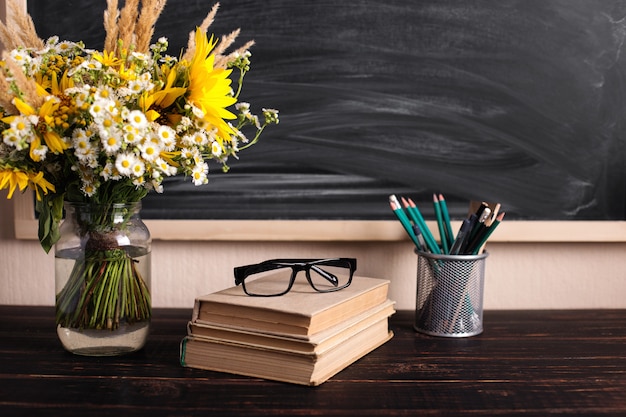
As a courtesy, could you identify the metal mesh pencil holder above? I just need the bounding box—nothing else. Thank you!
[414,250,488,337]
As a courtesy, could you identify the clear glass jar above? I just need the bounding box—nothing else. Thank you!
[55,201,151,356]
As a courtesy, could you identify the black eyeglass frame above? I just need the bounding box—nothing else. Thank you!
[234,258,357,297]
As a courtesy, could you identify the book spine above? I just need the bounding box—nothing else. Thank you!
[180,336,190,366]
[191,299,201,322]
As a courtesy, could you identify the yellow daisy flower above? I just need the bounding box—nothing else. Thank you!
[0,168,55,200]
[92,50,121,68]
[36,69,74,95]
[11,97,69,158]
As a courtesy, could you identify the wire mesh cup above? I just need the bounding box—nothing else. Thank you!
[414,250,488,337]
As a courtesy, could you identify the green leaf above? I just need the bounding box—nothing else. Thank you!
[36,194,65,253]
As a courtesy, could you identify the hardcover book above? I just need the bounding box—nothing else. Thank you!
[187,299,395,355]
[191,275,390,338]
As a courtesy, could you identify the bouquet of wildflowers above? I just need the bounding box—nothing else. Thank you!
[0,0,278,251]
[0,0,278,332]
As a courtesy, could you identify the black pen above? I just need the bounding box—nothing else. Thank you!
[449,218,471,255]
[471,212,505,254]
[469,207,491,244]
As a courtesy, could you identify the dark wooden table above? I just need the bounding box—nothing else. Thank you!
[1,306,625,416]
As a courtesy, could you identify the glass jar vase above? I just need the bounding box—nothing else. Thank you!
[54,201,151,356]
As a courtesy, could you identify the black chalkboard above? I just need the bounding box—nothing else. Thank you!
[28,0,626,220]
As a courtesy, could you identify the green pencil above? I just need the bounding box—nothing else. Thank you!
[438,193,455,244]
[404,197,441,254]
[389,195,423,251]
[433,194,449,254]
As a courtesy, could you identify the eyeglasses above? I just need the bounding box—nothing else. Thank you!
[234,258,357,297]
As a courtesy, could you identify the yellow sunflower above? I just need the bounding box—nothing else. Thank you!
[186,28,237,144]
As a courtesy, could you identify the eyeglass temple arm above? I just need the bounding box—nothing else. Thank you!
[310,265,339,287]
[254,260,341,286]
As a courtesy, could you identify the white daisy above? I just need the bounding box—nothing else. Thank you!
[72,130,92,154]
[78,147,99,168]
[235,102,250,113]
[127,79,148,95]
[131,52,150,62]
[154,157,177,176]
[180,147,199,162]
[81,59,102,71]
[132,176,146,188]
[130,159,146,177]
[69,86,92,109]
[100,162,121,181]
[176,116,193,133]
[156,125,176,144]
[191,162,209,186]
[80,179,97,197]
[191,104,205,119]
[153,130,174,151]
[10,116,32,138]
[192,131,208,147]
[121,124,140,144]
[139,140,161,161]
[31,143,48,161]
[211,141,223,157]
[89,99,110,121]
[115,152,137,176]
[3,129,24,150]
[95,87,115,102]
[45,36,59,46]
[150,179,164,193]
[101,133,123,155]
[127,110,148,130]
[10,49,30,65]
[56,40,76,53]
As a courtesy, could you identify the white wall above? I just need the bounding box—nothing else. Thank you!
[2,194,626,310]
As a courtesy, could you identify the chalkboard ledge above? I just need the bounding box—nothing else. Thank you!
[12,193,626,243]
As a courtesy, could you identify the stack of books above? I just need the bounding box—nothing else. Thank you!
[180,274,395,386]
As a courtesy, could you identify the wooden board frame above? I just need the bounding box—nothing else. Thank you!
[12,192,626,243]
